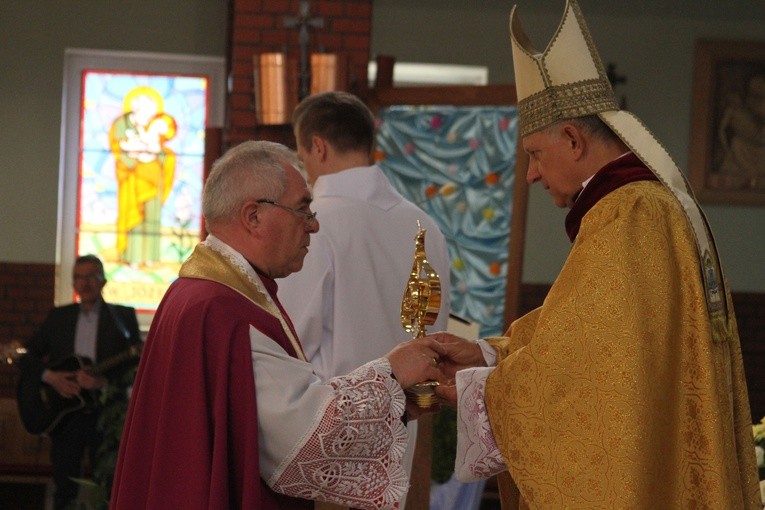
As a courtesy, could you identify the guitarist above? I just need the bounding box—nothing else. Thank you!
[17,254,142,510]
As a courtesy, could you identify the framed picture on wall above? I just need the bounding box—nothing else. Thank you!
[688,38,765,206]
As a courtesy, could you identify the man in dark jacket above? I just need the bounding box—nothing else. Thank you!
[19,254,142,509]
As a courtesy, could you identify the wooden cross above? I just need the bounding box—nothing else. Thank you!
[284,0,324,100]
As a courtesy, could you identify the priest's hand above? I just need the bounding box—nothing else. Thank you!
[426,332,486,379]
[386,336,446,389]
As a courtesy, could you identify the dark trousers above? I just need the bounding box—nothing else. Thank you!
[49,410,102,510]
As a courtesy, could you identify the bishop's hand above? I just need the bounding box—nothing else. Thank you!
[426,331,486,379]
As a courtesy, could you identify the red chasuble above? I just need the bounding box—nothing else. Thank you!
[110,275,312,510]
[565,152,658,242]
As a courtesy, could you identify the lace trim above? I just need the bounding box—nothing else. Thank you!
[454,367,506,482]
[271,358,409,509]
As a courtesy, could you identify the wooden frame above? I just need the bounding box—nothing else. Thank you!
[689,39,765,206]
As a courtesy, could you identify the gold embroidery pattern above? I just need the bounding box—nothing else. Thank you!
[484,182,759,508]
[518,80,618,137]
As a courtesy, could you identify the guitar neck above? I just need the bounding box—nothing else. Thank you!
[91,344,141,375]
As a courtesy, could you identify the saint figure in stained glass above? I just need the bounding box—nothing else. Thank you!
[108,86,178,265]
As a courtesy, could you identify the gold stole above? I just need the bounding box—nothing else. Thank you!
[179,242,306,361]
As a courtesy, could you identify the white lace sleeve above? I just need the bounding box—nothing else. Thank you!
[251,326,408,509]
[454,367,507,482]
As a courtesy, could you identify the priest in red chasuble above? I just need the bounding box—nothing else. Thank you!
[433,1,761,508]
[110,140,445,510]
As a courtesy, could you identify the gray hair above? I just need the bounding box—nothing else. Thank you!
[202,141,302,225]
[544,114,620,144]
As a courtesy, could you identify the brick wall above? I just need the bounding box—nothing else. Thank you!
[227,0,373,148]
[0,263,55,350]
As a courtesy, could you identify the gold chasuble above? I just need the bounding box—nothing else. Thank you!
[483,182,759,508]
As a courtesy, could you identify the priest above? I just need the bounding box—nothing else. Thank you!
[110,140,445,510]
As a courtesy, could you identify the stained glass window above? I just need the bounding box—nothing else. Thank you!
[79,72,208,309]
[59,50,225,328]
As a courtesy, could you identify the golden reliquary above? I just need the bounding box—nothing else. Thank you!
[401,221,441,408]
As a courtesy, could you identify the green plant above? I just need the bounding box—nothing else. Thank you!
[754,416,765,482]
[72,364,137,509]
[431,406,458,484]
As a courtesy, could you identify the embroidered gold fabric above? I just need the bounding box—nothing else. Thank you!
[518,80,618,138]
[484,182,760,509]
[180,243,273,309]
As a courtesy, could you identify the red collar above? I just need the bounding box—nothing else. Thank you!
[565,152,659,242]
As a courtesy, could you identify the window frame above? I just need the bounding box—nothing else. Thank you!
[57,48,225,331]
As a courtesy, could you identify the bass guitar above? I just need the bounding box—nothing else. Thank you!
[16,344,141,436]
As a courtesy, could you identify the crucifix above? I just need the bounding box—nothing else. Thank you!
[284,0,324,100]
[606,62,628,109]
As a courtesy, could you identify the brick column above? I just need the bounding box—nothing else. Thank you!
[227,0,373,147]
[0,263,55,347]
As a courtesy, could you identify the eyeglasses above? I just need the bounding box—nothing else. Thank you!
[256,199,317,225]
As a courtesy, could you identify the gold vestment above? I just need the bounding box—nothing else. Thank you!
[485,181,760,508]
